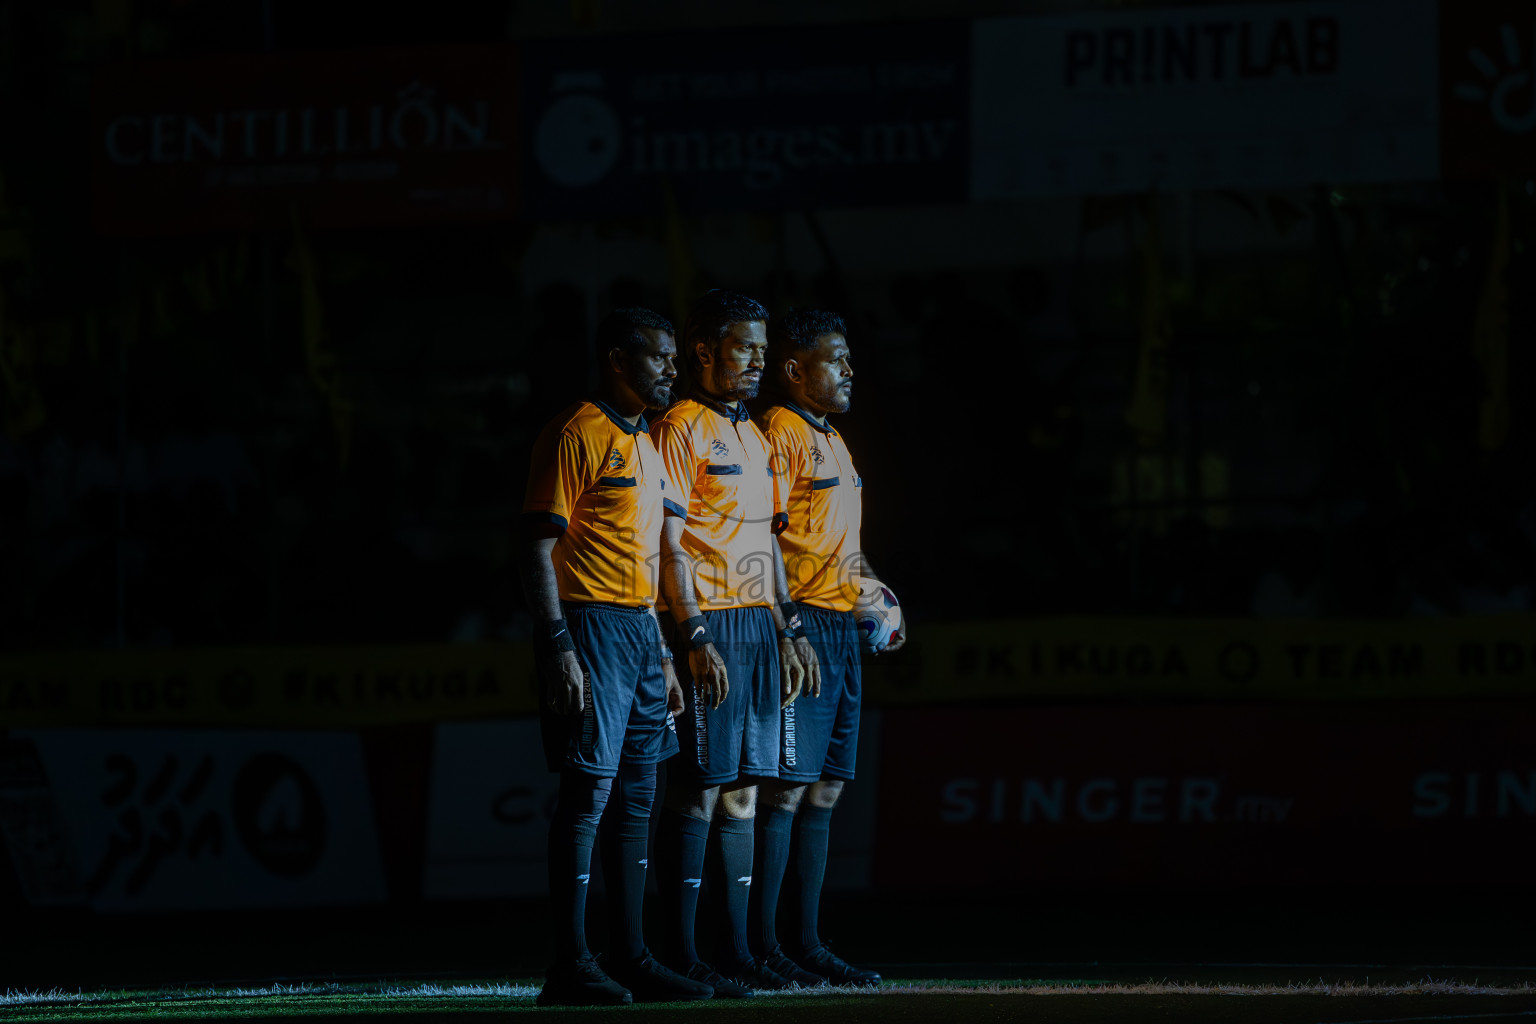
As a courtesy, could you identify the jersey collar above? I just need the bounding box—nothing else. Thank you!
[786,402,836,435]
[592,398,648,435]
[691,389,751,424]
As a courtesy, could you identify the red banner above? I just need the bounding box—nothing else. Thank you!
[874,703,1536,887]
[92,46,520,233]
[1441,3,1536,178]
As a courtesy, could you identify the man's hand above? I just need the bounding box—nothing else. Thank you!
[689,643,729,710]
[882,619,908,655]
[662,658,685,715]
[777,638,805,708]
[541,650,585,715]
[793,636,821,698]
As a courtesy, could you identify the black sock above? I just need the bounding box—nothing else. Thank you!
[795,803,833,952]
[601,761,657,964]
[754,807,795,954]
[547,769,613,962]
[658,809,710,966]
[713,815,755,964]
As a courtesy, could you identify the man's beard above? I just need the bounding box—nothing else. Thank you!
[807,377,851,414]
[717,364,761,401]
[629,365,674,411]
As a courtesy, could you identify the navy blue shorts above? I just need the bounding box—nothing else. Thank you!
[779,605,861,784]
[671,605,780,786]
[539,603,679,777]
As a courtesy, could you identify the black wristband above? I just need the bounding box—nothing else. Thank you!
[680,614,715,651]
[778,601,804,640]
[537,618,576,656]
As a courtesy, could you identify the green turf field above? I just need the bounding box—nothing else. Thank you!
[7,975,1536,1024]
[7,890,1536,1022]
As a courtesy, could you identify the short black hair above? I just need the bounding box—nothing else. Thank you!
[767,308,847,363]
[680,289,769,373]
[596,307,673,359]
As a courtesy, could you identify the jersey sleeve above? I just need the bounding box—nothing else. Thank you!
[659,469,687,519]
[522,426,591,530]
[652,416,700,517]
[765,422,801,536]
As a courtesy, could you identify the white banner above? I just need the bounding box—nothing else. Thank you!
[972,0,1438,197]
[16,730,387,911]
[424,718,559,900]
[423,713,883,900]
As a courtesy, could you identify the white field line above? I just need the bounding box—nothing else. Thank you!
[0,982,539,1008]
[0,991,82,1007]
[881,981,1536,997]
[3,979,1534,1008]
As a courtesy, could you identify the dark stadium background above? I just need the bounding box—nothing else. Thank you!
[1,0,1534,993]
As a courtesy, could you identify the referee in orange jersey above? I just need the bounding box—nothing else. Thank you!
[651,290,820,995]
[518,308,714,1006]
[752,308,906,987]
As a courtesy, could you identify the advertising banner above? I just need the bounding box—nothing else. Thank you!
[5,615,1535,730]
[972,0,1438,197]
[521,21,969,218]
[0,737,78,905]
[1441,1,1536,178]
[861,613,1536,704]
[423,717,556,900]
[5,730,387,910]
[0,641,536,729]
[874,703,1536,887]
[422,713,882,899]
[92,45,519,232]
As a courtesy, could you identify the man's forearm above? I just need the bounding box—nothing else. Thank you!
[517,536,564,624]
[769,536,793,630]
[659,523,702,625]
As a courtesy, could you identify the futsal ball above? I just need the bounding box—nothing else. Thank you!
[855,580,902,653]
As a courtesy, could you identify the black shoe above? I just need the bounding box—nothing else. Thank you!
[535,954,633,1006]
[795,943,882,987]
[762,945,829,988]
[605,952,715,1002]
[685,960,754,999]
[716,954,798,991]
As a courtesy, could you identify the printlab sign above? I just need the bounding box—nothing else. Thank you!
[92,46,519,232]
[971,0,1437,196]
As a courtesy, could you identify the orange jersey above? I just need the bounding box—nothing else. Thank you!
[652,393,782,612]
[757,403,863,613]
[522,400,684,606]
